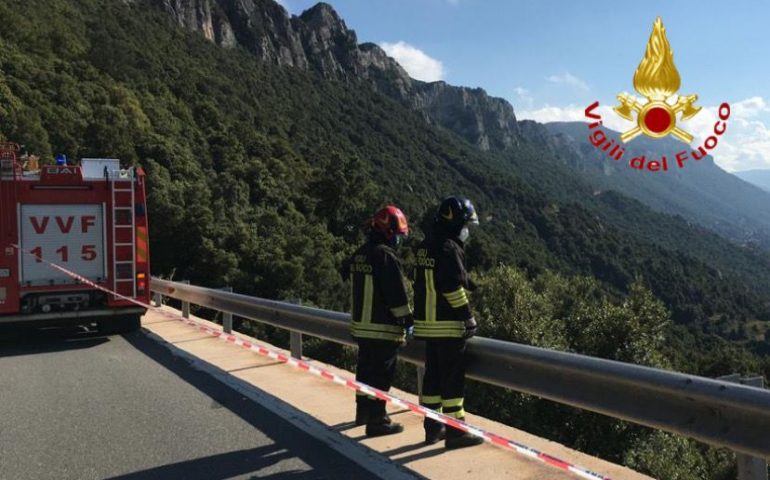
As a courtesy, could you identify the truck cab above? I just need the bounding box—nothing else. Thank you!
[0,143,150,333]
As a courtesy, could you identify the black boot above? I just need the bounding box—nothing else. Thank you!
[366,415,404,437]
[366,399,403,437]
[355,397,371,426]
[424,418,446,445]
[445,419,484,449]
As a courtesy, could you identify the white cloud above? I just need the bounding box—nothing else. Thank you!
[518,97,770,172]
[519,103,628,131]
[546,72,590,92]
[731,96,768,118]
[512,87,534,109]
[686,97,770,172]
[379,41,445,82]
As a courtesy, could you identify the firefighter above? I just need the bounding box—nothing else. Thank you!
[413,196,483,449]
[341,205,413,437]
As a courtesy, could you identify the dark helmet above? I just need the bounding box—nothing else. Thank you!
[370,205,409,244]
[434,196,479,235]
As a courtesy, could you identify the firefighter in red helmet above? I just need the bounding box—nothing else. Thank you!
[341,205,413,436]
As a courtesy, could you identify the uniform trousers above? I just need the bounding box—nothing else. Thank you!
[420,338,467,428]
[356,338,400,418]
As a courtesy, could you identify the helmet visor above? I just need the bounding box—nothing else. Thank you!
[465,201,479,225]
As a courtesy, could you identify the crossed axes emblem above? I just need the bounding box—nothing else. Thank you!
[614,93,701,143]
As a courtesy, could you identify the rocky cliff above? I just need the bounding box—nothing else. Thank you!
[142,0,521,150]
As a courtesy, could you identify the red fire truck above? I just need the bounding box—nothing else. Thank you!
[0,143,150,333]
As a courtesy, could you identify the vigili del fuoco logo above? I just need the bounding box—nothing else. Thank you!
[584,17,731,173]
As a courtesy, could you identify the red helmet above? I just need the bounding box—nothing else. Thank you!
[371,205,409,240]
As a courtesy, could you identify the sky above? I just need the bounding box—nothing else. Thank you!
[277,0,770,172]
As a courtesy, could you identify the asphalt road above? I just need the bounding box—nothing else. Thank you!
[0,324,377,480]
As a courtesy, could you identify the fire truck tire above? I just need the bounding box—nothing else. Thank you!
[98,314,141,334]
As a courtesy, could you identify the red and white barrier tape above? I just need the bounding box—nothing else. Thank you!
[15,244,612,480]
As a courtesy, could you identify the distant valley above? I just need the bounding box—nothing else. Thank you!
[541,121,770,249]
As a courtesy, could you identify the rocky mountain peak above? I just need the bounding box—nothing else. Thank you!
[145,0,522,149]
[299,2,354,52]
[299,2,345,30]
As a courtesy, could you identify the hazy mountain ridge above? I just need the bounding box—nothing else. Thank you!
[542,121,770,249]
[735,169,770,192]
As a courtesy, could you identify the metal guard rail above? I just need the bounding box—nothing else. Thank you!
[151,278,770,459]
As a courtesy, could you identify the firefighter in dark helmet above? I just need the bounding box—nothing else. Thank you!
[413,196,483,449]
[341,205,413,437]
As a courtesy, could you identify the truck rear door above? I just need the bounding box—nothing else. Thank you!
[19,204,106,286]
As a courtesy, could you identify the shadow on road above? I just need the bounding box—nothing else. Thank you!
[0,324,110,358]
[122,332,384,480]
[106,445,332,480]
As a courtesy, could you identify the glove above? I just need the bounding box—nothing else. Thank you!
[463,316,477,339]
[396,314,414,330]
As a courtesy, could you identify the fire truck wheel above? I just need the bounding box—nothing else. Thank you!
[98,314,141,335]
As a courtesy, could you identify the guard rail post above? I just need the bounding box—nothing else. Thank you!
[416,366,425,398]
[731,375,768,480]
[181,280,190,319]
[717,374,768,480]
[222,286,233,333]
[290,331,302,359]
[287,298,303,360]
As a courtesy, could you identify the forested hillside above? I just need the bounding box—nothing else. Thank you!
[0,1,768,477]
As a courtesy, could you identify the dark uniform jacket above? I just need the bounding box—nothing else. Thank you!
[413,236,473,339]
[341,241,411,342]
